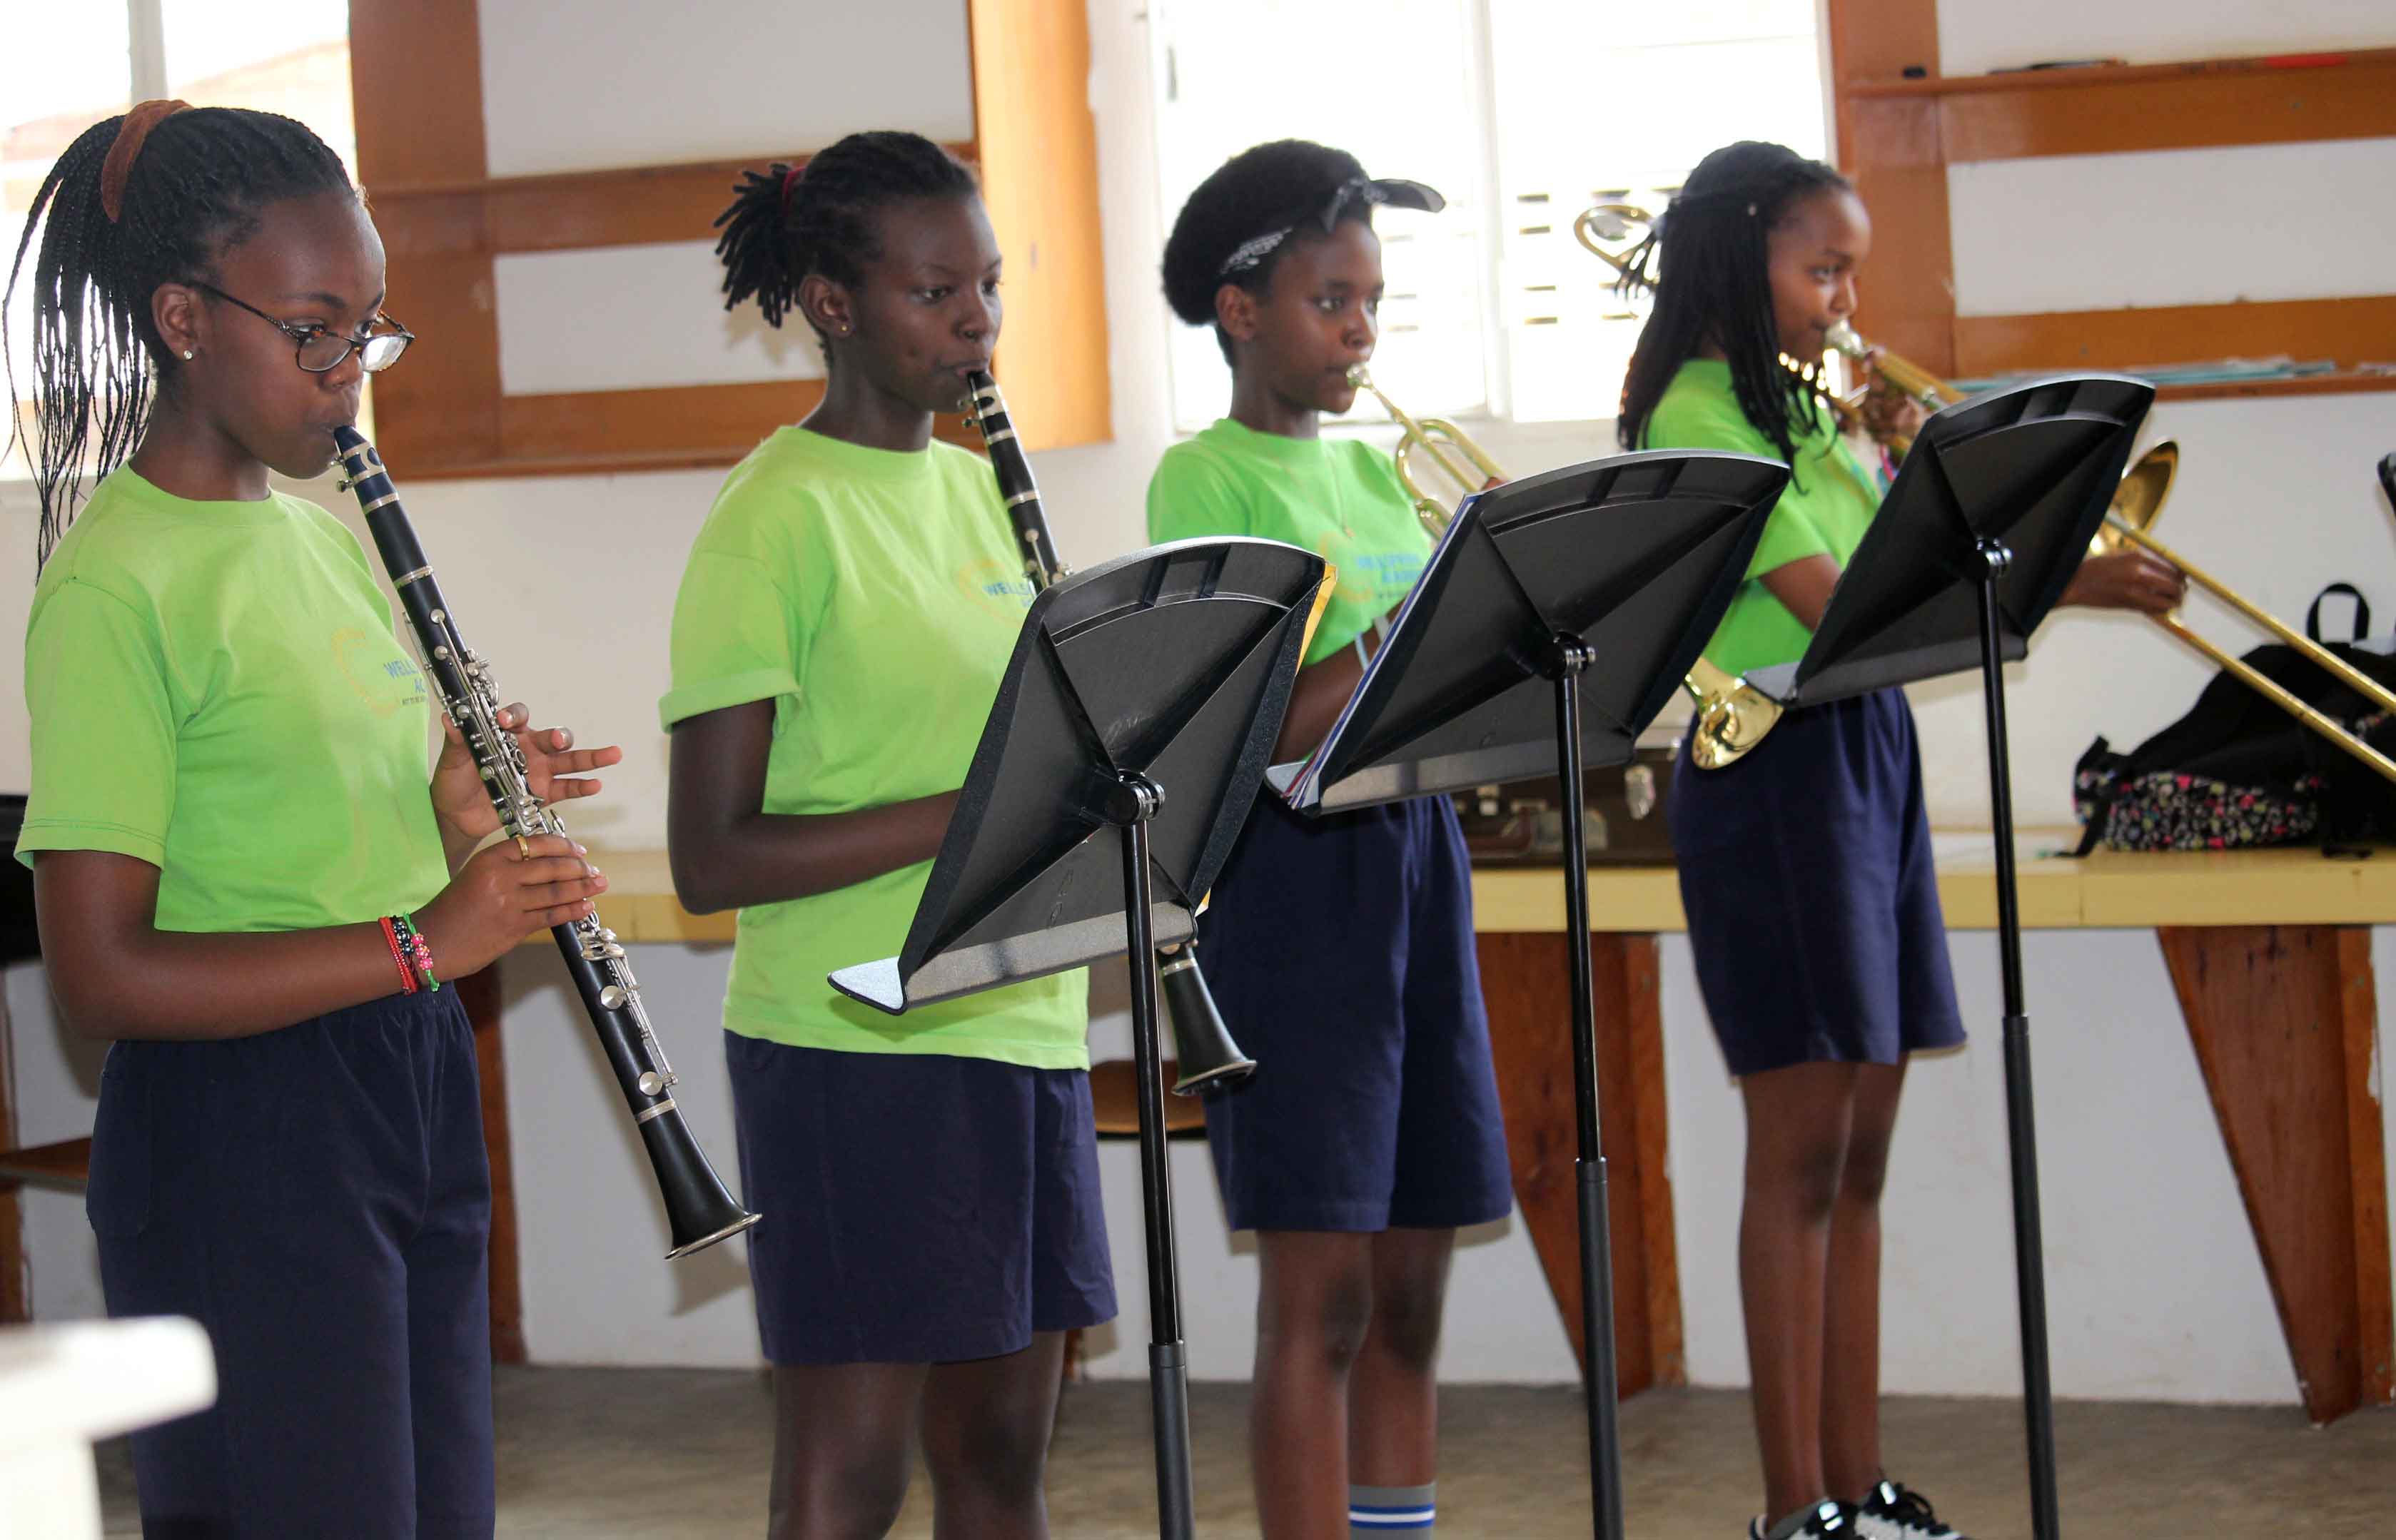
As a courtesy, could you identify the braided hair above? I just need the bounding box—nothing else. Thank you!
[1614,141,1851,470]
[1161,139,1374,365]
[5,105,353,564]
[714,131,979,345]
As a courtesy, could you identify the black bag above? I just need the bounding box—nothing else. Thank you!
[2072,584,2396,853]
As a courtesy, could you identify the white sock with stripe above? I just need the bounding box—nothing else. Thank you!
[1350,1481,1436,1533]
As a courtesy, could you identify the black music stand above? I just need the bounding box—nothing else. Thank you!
[831,537,1328,1540]
[1275,450,1789,1540]
[1744,373,2155,1540]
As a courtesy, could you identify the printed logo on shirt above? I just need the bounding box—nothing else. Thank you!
[333,626,430,718]
[1318,535,1425,609]
[958,556,1039,619]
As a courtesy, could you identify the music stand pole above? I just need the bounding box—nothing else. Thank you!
[1973,539,2062,1539]
[1107,772,1198,1540]
[1549,632,1627,1540]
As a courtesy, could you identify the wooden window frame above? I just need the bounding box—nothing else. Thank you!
[349,0,1110,480]
[1823,1,2396,401]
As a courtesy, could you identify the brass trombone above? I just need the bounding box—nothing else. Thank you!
[1573,203,1929,453]
[2096,442,2396,783]
[1819,327,2396,784]
[1566,204,1788,766]
[1346,363,1784,769]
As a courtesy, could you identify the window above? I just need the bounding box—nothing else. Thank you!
[2,0,353,480]
[1148,0,1828,432]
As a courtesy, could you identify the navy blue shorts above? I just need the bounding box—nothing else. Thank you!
[88,988,494,1539]
[725,1036,1116,1364]
[1668,687,1965,1076]
[1194,793,1515,1233]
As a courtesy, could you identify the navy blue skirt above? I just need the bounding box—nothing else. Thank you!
[89,988,494,1539]
[1668,687,1964,1076]
[1193,792,1515,1233]
[725,1035,1116,1364]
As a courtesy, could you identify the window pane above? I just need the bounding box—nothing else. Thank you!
[163,0,354,172]
[1153,0,1490,432]
[3,6,135,480]
[1490,0,1826,422]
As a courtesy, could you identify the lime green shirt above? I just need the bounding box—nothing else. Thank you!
[660,427,1088,1069]
[16,470,449,932]
[1641,359,1884,679]
[1146,418,1428,664]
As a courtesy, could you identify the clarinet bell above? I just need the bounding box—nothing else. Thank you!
[1156,944,1257,1097]
[642,1105,762,1260]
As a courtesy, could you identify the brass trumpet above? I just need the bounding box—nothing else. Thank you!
[1345,365,1504,539]
[1347,363,1784,768]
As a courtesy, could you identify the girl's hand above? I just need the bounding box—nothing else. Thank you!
[1859,352,1927,446]
[2061,548,2187,616]
[431,701,625,842]
[414,834,607,979]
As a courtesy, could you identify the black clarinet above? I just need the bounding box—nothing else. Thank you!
[333,426,760,1260]
[961,372,1256,1096]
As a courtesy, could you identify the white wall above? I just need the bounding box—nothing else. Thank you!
[475,0,975,177]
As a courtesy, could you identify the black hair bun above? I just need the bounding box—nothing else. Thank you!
[1159,138,1368,324]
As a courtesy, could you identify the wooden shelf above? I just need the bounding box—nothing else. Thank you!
[2154,373,2396,404]
[1847,46,2396,99]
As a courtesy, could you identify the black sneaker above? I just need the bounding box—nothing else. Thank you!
[1854,1480,1964,1539]
[1748,1499,1856,1539]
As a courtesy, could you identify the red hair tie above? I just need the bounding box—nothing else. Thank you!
[99,98,191,223]
[779,161,804,216]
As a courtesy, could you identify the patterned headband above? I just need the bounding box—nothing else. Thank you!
[1217,174,1447,277]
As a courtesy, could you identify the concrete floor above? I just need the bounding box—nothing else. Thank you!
[99,1367,2396,1536]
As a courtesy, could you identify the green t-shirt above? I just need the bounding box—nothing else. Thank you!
[659,427,1088,1069]
[1146,417,1428,664]
[16,470,449,931]
[1642,358,1884,679]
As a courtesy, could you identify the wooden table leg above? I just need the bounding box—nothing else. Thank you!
[456,963,526,1366]
[1477,930,1684,1395]
[2159,924,2392,1422]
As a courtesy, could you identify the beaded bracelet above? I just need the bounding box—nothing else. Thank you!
[379,916,419,996]
[390,912,440,993]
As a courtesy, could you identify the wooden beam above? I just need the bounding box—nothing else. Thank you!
[2159,924,2394,1422]
[1477,931,1682,1394]
[1936,52,2396,163]
[1825,0,1956,375]
[1955,295,2396,379]
[455,966,525,1366]
[969,0,1113,447]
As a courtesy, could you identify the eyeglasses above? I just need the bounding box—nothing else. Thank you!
[190,280,415,373]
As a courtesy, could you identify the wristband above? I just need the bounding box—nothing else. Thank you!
[390,912,440,993]
[380,916,419,996]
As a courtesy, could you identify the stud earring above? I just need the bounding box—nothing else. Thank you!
[181,349,196,360]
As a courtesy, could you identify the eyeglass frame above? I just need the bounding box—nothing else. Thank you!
[186,280,415,373]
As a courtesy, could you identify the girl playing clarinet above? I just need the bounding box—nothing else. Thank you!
[11,102,613,1535]
[667,130,1115,1540]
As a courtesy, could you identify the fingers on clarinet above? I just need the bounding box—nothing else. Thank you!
[533,899,600,928]
[521,832,580,862]
[498,701,528,728]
